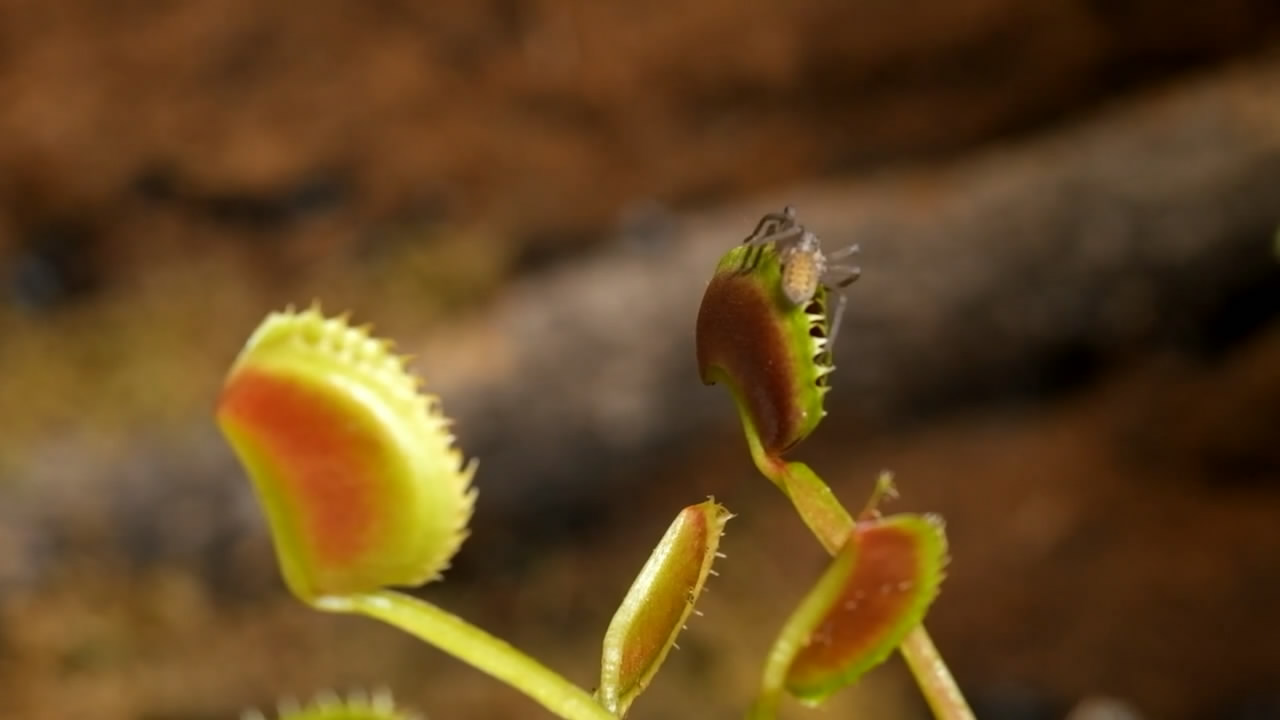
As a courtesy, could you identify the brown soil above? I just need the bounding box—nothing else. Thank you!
[2,2,1279,719]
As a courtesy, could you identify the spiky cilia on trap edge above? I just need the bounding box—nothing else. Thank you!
[695,206,858,457]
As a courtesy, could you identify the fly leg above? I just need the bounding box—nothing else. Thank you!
[822,258,861,347]
[743,206,804,247]
[827,290,848,348]
[825,263,862,289]
[826,242,861,262]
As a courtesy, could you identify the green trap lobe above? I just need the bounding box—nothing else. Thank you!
[697,270,800,453]
[785,515,946,701]
[219,367,379,567]
[696,244,830,456]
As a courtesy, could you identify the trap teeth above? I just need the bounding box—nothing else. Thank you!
[217,307,476,600]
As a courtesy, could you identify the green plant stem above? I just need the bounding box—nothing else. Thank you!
[313,590,614,720]
[900,626,974,720]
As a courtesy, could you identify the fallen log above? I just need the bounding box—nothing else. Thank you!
[414,55,1280,516]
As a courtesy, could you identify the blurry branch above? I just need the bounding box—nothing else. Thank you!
[10,56,1279,591]
[410,55,1280,514]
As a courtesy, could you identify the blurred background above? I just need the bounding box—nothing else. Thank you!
[1,1,1279,718]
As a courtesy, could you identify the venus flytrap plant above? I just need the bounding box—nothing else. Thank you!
[217,308,477,600]
[751,482,948,719]
[695,238,850,546]
[217,305,725,720]
[217,205,967,719]
[598,500,732,716]
[697,209,974,720]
